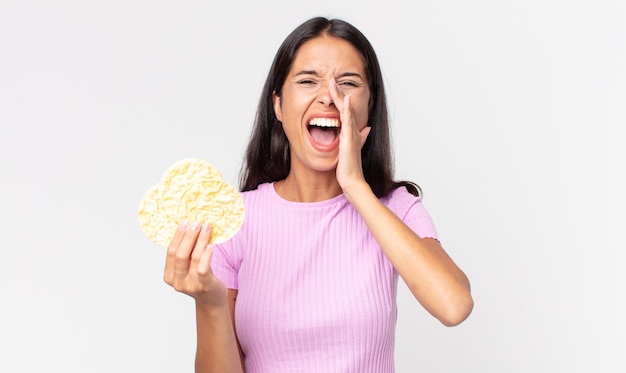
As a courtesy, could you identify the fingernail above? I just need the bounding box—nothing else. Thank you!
[192,221,201,231]
[202,222,211,232]
[180,220,189,230]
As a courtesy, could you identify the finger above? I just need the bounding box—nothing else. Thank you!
[173,221,202,275]
[338,95,356,142]
[168,220,189,251]
[341,94,352,128]
[329,79,359,142]
[197,245,215,278]
[189,222,212,275]
[328,77,345,111]
[164,221,189,282]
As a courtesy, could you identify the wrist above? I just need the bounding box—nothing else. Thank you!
[195,296,229,316]
[194,288,229,312]
[342,179,374,205]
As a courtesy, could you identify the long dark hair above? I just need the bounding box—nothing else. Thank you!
[239,17,421,198]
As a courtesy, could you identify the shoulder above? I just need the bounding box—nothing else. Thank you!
[381,186,423,218]
[240,182,271,195]
[383,186,439,239]
[240,182,273,201]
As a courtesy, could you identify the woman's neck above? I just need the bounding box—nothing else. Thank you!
[274,171,342,202]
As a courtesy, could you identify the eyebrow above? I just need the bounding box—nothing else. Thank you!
[293,70,365,80]
[294,70,321,77]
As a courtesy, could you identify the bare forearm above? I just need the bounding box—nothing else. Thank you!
[344,182,473,326]
[194,301,244,373]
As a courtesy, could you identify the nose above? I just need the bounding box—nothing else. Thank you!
[317,83,334,106]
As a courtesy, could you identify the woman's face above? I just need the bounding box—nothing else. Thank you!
[273,35,371,174]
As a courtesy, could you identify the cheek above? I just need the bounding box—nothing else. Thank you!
[353,91,371,128]
[280,93,309,121]
[354,101,370,129]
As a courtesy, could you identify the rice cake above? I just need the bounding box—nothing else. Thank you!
[138,159,244,246]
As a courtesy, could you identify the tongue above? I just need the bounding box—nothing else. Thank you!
[309,127,337,145]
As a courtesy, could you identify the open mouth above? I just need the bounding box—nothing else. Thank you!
[307,117,340,146]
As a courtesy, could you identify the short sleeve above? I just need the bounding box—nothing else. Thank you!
[384,187,439,241]
[403,198,439,240]
[210,238,241,289]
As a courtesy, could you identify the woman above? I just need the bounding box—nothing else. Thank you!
[164,17,473,372]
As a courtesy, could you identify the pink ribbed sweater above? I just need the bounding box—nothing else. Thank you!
[211,182,438,372]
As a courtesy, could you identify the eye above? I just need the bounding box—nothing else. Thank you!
[297,79,317,86]
[337,80,359,88]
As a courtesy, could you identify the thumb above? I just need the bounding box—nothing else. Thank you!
[359,126,372,147]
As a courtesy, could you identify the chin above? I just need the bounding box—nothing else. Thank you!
[305,157,338,173]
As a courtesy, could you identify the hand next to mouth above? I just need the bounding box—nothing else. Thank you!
[328,77,372,196]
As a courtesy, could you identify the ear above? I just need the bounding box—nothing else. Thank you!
[272,91,282,121]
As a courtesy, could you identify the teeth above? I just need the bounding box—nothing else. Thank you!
[309,118,340,128]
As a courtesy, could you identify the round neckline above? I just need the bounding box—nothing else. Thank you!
[266,182,347,208]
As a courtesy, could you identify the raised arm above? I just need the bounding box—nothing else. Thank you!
[344,184,473,326]
[330,81,473,326]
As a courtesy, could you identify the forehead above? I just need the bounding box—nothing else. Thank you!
[290,35,366,73]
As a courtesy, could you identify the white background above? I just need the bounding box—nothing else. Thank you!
[1,1,624,372]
